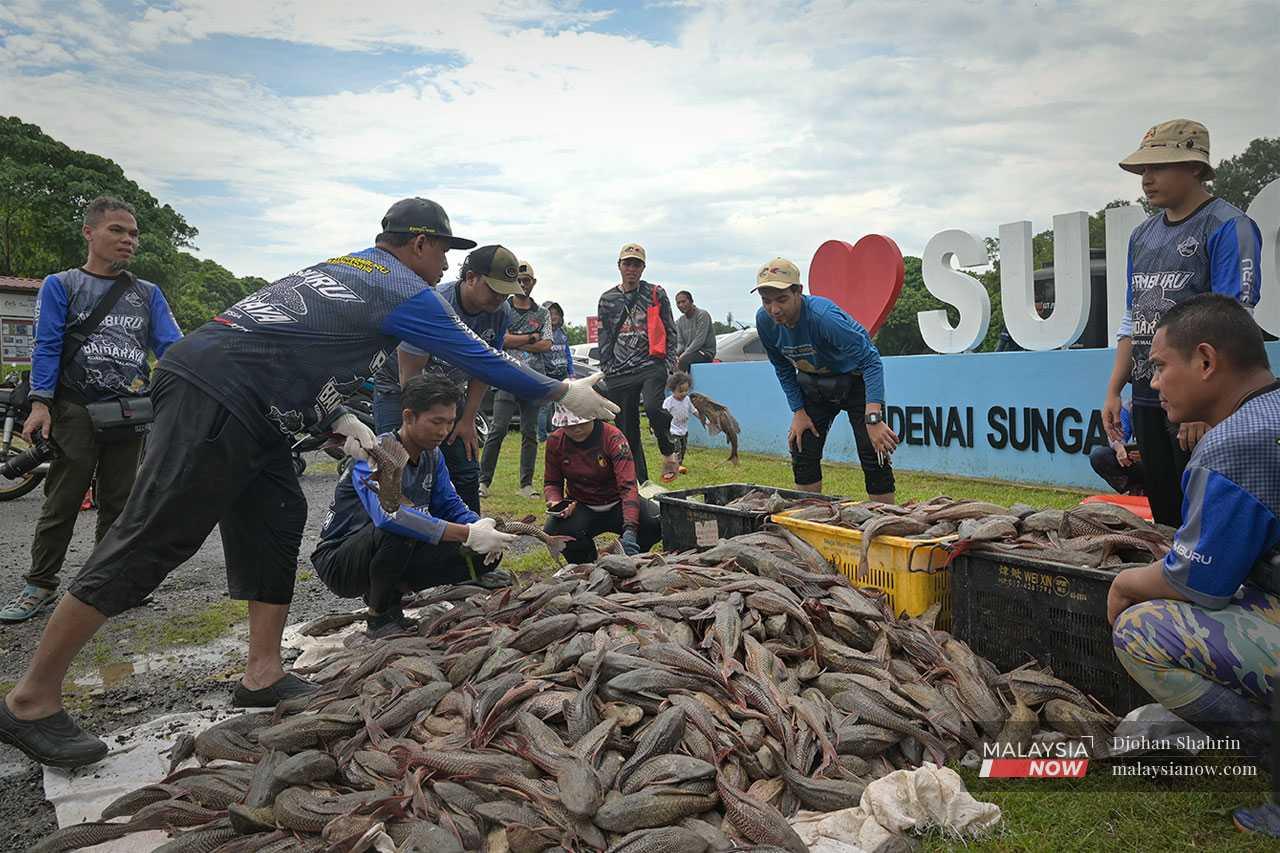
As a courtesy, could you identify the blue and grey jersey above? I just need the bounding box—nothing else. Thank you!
[542,325,574,380]
[30,268,182,403]
[316,435,479,548]
[1124,198,1262,406]
[504,300,551,373]
[371,279,509,395]
[160,248,561,444]
[1162,383,1280,609]
[756,295,886,411]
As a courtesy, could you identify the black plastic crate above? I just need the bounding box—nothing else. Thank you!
[950,551,1151,715]
[657,483,839,552]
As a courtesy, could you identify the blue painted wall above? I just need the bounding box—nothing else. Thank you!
[686,343,1280,489]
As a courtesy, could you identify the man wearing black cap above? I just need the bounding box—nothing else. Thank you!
[0,197,617,770]
[372,245,526,511]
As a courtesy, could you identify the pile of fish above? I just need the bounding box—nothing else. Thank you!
[781,497,1175,570]
[37,531,1115,853]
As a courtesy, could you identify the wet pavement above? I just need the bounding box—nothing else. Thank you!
[0,453,351,851]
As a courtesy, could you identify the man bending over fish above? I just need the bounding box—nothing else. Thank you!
[313,374,517,639]
[754,257,899,502]
[1107,295,1279,837]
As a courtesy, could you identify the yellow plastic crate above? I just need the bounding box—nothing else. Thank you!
[771,511,953,623]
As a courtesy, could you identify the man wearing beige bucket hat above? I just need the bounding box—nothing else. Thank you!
[1101,119,1263,527]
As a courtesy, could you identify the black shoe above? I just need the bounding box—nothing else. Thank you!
[0,697,108,769]
[366,608,415,640]
[231,673,319,708]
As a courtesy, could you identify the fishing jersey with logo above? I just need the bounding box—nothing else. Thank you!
[503,300,551,373]
[30,268,182,403]
[160,248,558,443]
[372,279,510,394]
[755,294,886,411]
[543,421,641,527]
[1162,383,1280,608]
[542,325,574,381]
[317,437,478,548]
[597,281,677,376]
[1126,198,1262,405]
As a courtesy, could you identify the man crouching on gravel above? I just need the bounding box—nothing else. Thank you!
[0,196,618,770]
[312,374,517,639]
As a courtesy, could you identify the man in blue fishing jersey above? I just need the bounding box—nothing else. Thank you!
[1107,295,1279,837]
[0,197,617,769]
[313,374,516,639]
[754,257,899,502]
[1102,119,1263,527]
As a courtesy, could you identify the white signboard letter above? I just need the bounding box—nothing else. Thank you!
[1105,205,1145,344]
[918,229,991,353]
[1001,212,1090,350]
[1249,178,1280,337]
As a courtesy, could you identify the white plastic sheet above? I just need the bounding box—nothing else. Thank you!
[792,763,1002,851]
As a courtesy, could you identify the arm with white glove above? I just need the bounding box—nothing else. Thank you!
[558,373,620,422]
[464,517,518,565]
[332,411,377,461]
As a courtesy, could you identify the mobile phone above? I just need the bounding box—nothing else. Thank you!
[547,499,572,516]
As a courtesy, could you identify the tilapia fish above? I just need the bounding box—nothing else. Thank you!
[689,392,740,464]
[363,433,410,513]
[57,523,1104,852]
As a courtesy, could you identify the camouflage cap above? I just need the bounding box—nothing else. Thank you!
[466,245,524,296]
[1119,119,1214,178]
[752,257,802,292]
[619,243,646,263]
[517,260,536,281]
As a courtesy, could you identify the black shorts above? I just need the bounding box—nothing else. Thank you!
[790,372,895,495]
[68,370,306,616]
[311,524,480,612]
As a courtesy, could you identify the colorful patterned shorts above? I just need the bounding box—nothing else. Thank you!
[1113,584,1280,709]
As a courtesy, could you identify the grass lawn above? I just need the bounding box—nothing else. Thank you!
[480,424,1271,851]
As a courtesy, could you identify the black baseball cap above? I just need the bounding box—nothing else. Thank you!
[380,197,477,249]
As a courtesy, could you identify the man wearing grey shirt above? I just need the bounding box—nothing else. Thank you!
[674,290,716,371]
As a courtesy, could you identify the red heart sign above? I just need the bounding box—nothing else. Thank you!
[808,235,904,335]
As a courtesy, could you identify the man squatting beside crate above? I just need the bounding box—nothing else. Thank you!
[1107,295,1280,836]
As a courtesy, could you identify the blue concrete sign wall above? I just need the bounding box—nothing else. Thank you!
[688,342,1280,489]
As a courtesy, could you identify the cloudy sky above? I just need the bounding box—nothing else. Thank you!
[1,0,1275,324]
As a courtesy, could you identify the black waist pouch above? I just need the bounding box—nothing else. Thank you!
[796,371,853,405]
[85,396,154,441]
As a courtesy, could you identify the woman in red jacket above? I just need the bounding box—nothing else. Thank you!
[543,405,661,563]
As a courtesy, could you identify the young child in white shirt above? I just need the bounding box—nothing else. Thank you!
[663,371,695,474]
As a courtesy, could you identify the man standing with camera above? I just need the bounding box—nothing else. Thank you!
[1,197,182,623]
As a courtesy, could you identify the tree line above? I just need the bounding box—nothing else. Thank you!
[3,116,1274,352]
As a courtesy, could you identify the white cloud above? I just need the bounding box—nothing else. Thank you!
[1,0,1276,326]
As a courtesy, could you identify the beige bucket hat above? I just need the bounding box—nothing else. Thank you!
[1120,119,1214,178]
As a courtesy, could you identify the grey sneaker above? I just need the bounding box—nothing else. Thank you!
[478,483,490,498]
[0,585,57,623]
[518,485,536,499]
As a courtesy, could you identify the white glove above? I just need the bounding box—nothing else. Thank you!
[559,374,619,422]
[464,518,517,565]
[332,413,376,462]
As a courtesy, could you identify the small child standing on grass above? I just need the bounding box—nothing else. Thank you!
[662,371,695,480]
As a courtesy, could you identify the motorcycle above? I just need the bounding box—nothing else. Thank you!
[0,370,48,501]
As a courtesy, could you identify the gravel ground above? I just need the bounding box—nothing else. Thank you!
[0,453,359,851]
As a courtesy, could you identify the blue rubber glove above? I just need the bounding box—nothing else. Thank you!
[620,528,640,556]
